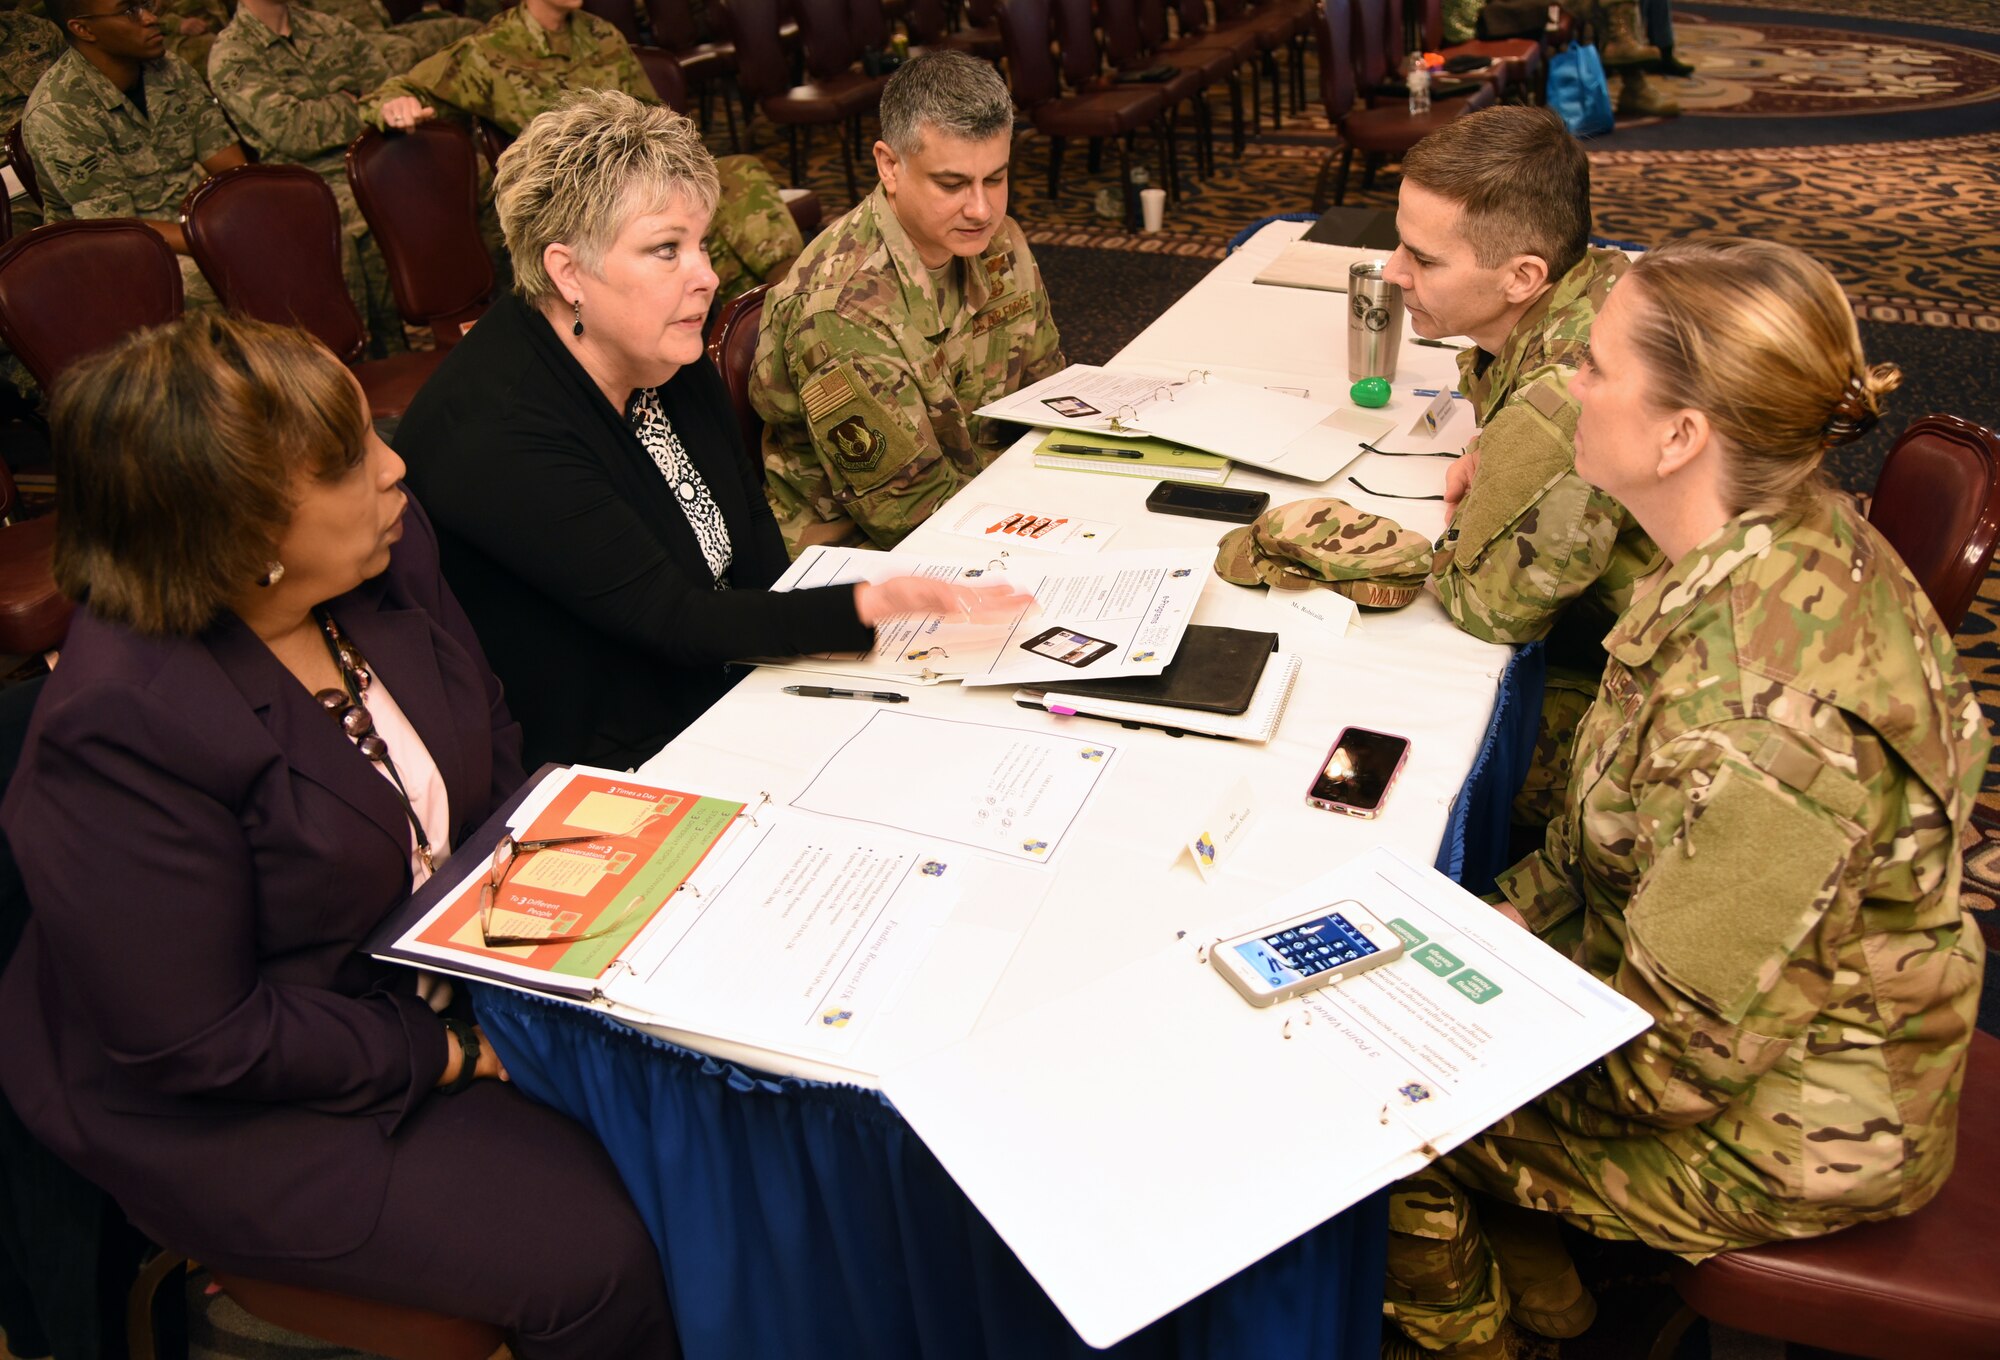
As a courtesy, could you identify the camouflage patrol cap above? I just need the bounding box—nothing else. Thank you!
[1214,498,1433,607]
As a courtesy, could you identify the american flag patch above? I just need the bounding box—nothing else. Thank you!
[801,367,857,423]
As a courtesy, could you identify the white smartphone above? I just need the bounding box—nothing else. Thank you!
[1209,900,1405,1006]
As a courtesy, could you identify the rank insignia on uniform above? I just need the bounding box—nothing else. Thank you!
[802,367,858,424]
[828,414,886,472]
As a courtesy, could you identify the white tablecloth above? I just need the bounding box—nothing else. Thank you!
[633,221,1514,1083]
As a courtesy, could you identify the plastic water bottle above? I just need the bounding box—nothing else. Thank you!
[1407,55,1431,115]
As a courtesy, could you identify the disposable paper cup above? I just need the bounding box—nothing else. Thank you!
[1140,187,1167,233]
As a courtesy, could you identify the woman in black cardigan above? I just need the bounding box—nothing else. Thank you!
[396,91,1025,770]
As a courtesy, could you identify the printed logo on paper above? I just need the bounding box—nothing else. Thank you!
[1194,833,1216,866]
[919,860,947,877]
[1171,568,1192,578]
[1131,650,1157,663]
[1398,1082,1432,1105]
[1021,839,1049,856]
[1079,748,1107,762]
[820,1008,854,1028]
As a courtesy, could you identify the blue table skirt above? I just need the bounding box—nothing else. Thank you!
[472,644,1539,1359]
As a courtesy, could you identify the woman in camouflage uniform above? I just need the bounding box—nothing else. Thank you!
[1382,237,1990,1358]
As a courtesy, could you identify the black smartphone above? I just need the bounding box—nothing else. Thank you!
[1305,726,1411,818]
[1019,626,1117,667]
[1145,482,1271,524]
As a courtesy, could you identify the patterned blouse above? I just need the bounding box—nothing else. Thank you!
[628,386,732,585]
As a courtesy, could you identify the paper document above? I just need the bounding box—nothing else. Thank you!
[765,546,1208,689]
[790,709,1119,867]
[881,847,1651,1349]
[937,501,1119,553]
[1251,240,1394,293]
[977,365,1394,482]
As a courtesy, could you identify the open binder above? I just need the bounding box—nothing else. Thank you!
[977,364,1393,483]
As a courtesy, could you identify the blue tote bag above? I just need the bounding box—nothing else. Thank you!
[1547,40,1614,138]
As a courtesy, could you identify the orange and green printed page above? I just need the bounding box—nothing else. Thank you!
[416,773,744,979]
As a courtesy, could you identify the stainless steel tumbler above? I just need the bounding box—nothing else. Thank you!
[1346,261,1404,382]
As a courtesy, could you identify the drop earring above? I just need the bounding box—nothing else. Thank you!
[571,298,583,337]
[257,561,285,587]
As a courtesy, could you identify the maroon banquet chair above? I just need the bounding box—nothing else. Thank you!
[722,0,884,199]
[181,164,445,420]
[1649,1028,2000,1360]
[705,282,771,472]
[582,0,644,41]
[0,461,69,659]
[1311,0,1495,208]
[1865,413,2000,634]
[0,219,182,391]
[635,42,692,110]
[643,0,742,148]
[345,123,495,350]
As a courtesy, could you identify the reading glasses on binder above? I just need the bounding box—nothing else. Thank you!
[478,807,676,948]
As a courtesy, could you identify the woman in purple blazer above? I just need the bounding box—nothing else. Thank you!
[0,316,675,1356]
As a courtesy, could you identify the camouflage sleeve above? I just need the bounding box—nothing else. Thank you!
[1551,721,1882,1134]
[23,99,140,218]
[210,30,375,160]
[360,41,469,125]
[1429,381,1630,645]
[705,155,802,304]
[769,308,962,552]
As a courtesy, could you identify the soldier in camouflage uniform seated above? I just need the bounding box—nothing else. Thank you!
[753,51,1067,554]
[1381,237,1990,1359]
[1383,107,1661,828]
[361,0,801,307]
[1,7,63,236]
[208,0,410,354]
[304,0,480,71]
[23,0,247,309]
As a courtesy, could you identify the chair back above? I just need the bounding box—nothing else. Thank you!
[645,0,701,48]
[1418,0,1441,50]
[906,0,948,44]
[3,126,36,207]
[634,45,690,109]
[724,0,796,96]
[1383,0,1407,72]
[996,0,1058,106]
[1315,0,1357,120]
[848,0,889,50]
[793,0,859,80]
[344,123,493,348]
[1051,0,1103,87]
[0,220,182,391]
[1868,414,2000,634]
[1133,0,1171,55]
[580,0,643,40]
[1211,0,1247,24]
[1353,0,1392,87]
[1098,0,1144,66]
[181,164,369,365]
[703,282,770,472]
[966,0,997,22]
[1172,0,1210,38]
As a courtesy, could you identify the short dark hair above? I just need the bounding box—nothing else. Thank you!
[51,0,99,36]
[52,314,366,635]
[1401,106,1591,281]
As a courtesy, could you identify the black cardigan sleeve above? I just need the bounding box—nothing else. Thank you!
[401,302,875,671]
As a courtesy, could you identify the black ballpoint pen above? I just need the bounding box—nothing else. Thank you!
[1045,444,1145,459]
[783,685,910,703]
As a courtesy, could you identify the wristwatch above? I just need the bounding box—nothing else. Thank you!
[439,1017,481,1095]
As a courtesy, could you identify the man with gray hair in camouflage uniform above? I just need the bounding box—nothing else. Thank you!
[1382,105,1660,829]
[753,49,1066,553]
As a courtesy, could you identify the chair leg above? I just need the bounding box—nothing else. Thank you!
[1048,134,1065,199]
[1161,115,1179,201]
[1248,59,1262,131]
[788,125,804,186]
[1361,151,1381,191]
[1119,135,1138,230]
[1227,72,1245,156]
[1311,148,1334,210]
[721,78,741,152]
[1264,50,1281,128]
[126,1250,188,1360]
[1290,33,1306,110]
[1087,137,1104,174]
[1335,144,1354,204]
[1197,94,1214,176]
[840,120,860,201]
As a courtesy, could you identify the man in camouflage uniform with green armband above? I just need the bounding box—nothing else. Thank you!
[1382,107,1659,828]
[754,51,1065,553]
[208,0,412,355]
[1380,238,1989,1358]
[362,0,801,305]
[2,8,63,236]
[24,0,247,310]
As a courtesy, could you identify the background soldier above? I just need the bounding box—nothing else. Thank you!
[208,0,409,354]
[303,0,480,70]
[24,0,247,309]
[362,0,800,305]
[1,8,64,236]
[753,51,1066,554]
[1382,106,1659,829]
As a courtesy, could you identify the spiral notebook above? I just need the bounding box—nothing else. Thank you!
[1014,652,1304,743]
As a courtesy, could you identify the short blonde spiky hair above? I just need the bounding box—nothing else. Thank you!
[495,89,720,303]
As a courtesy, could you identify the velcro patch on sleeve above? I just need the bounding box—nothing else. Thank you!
[1626,766,1855,1022]
[801,366,859,424]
